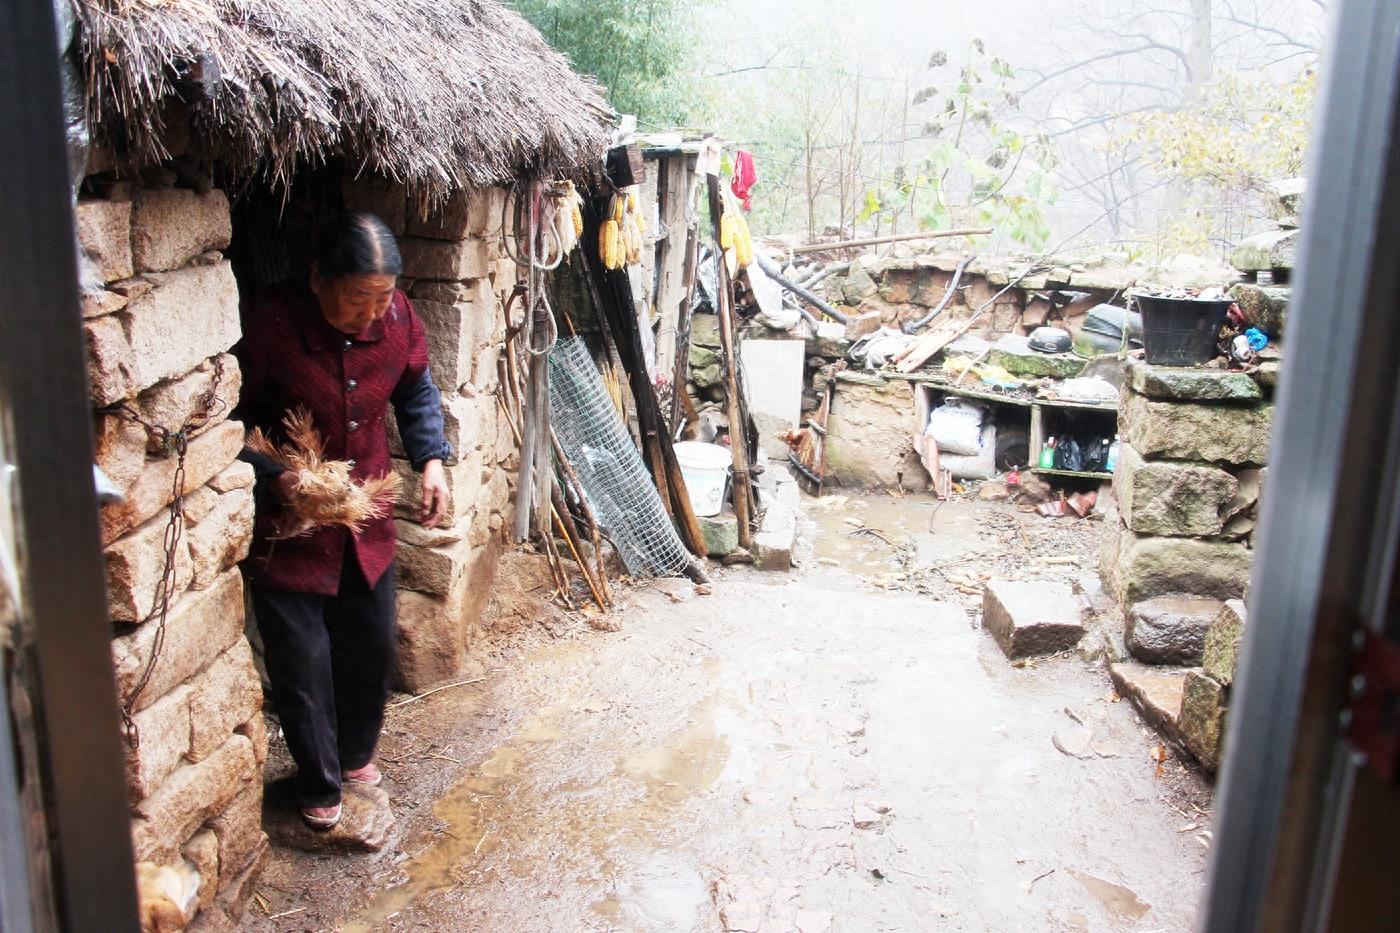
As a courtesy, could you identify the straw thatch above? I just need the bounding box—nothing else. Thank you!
[74,0,614,195]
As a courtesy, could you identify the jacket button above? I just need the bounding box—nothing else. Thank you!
[346,379,358,391]
[347,459,357,469]
[343,339,353,349]
[347,421,359,432]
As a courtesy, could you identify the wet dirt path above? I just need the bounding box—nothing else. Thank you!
[257,496,1210,932]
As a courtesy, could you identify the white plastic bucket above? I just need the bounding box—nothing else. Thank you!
[674,442,732,517]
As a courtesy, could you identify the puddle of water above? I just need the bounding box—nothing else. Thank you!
[339,743,524,933]
[807,496,932,576]
[343,694,738,932]
[1067,869,1151,920]
[617,695,730,803]
[590,852,710,932]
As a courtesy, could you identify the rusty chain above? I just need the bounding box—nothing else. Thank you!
[105,355,226,747]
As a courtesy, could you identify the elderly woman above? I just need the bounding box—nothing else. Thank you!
[236,212,451,829]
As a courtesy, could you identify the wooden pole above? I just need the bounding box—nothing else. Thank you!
[790,227,992,255]
[705,173,756,550]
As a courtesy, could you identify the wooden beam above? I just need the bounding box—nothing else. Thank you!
[790,227,992,255]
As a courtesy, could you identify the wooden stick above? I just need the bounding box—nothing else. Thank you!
[551,428,614,604]
[386,677,485,710]
[706,174,755,549]
[577,239,709,558]
[790,228,992,255]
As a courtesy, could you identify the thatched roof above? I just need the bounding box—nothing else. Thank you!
[74,0,614,195]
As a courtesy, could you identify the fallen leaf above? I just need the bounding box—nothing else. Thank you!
[1150,744,1167,778]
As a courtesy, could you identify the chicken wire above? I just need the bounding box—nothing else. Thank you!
[548,337,691,577]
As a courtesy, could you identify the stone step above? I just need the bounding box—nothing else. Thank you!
[1109,660,1187,741]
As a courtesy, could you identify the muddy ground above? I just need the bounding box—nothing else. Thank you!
[250,493,1212,932]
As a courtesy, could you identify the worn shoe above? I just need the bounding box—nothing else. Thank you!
[301,803,342,830]
[342,763,382,787]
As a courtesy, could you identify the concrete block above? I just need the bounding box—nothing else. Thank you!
[1113,528,1253,604]
[133,355,242,447]
[1180,670,1227,771]
[1109,660,1185,739]
[182,829,220,915]
[186,486,254,589]
[123,683,194,804]
[1126,359,1262,402]
[84,313,135,405]
[1126,595,1224,665]
[130,733,258,864]
[1202,599,1248,686]
[397,534,473,596]
[1114,443,1239,537]
[982,580,1085,659]
[130,188,232,273]
[400,237,492,282]
[75,197,133,282]
[187,639,262,761]
[754,500,796,571]
[111,568,246,714]
[104,507,195,624]
[101,419,245,544]
[987,334,1086,379]
[698,511,740,557]
[124,263,242,390]
[1119,391,1273,466]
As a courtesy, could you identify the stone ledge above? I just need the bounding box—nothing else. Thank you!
[1126,359,1262,403]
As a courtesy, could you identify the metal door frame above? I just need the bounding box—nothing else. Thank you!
[1201,1,1400,929]
[0,1,142,929]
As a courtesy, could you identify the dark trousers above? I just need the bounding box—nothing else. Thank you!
[251,559,396,808]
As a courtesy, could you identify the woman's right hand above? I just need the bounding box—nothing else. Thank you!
[272,470,300,505]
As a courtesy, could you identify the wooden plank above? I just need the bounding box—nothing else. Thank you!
[653,155,693,384]
[894,318,971,372]
[1032,467,1114,480]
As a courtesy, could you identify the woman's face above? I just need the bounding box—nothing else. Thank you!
[311,269,397,334]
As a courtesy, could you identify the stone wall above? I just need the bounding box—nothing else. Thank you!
[81,176,267,930]
[80,173,521,928]
[345,181,520,693]
[1101,357,1274,771]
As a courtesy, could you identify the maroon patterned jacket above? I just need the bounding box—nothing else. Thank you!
[235,283,451,595]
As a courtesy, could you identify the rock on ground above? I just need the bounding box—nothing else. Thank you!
[262,781,395,853]
[982,580,1085,659]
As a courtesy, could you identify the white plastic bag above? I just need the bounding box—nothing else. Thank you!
[925,398,985,456]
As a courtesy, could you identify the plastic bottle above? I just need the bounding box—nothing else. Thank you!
[1106,436,1120,472]
[1039,436,1057,469]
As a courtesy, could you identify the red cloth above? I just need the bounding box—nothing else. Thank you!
[730,149,758,211]
[235,284,431,595]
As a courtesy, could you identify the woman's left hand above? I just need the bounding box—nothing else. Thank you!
[420,459,449,528]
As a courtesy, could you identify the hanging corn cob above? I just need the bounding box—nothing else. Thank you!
[550,180,583,256]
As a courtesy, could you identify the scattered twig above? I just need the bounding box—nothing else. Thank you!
[1028,868,1056,890]
[473,828,494,857]
[268,907,307,921]
[386,677,486,711]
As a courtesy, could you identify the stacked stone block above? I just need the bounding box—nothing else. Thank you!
[344,181,521,692]
[80,178,267,930]
[1101,357,1272,771]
